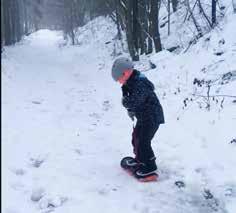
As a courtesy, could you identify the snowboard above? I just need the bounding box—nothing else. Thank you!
[120,156,158,182]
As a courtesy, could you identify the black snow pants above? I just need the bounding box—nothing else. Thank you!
[131,119,159,164]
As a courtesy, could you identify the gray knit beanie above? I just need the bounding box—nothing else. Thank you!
[111,57,134,81]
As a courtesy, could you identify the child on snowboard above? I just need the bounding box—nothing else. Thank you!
[111,57,165,179]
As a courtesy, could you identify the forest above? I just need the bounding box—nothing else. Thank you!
[2,0,236,60]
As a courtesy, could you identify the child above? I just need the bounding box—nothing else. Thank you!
[112,57,165,178]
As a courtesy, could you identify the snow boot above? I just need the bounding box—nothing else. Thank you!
[120,156,140,173]
[134,158,158,181]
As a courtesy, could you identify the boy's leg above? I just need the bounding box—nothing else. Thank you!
[135,122,159,170]
[131,126,138,159]
[120,127,140,172]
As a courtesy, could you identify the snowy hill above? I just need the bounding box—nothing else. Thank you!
[2,7,236,213]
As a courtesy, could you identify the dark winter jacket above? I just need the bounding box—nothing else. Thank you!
[122,70,164,125]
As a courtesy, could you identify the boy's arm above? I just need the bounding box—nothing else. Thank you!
[122,81,149,112]
[122,85,129,97]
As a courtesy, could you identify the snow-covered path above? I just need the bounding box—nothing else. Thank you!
[2,18,236,213]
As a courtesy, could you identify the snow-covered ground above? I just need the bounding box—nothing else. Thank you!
[2,10,236,213]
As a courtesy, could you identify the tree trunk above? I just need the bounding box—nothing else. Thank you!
[115,0,122,40]
[172,0,178,12]
[150,0,162,52]
[15,0,21,42]
[232,0,236,13]
[132,0,139,60]
[212,0,217,26]
[168,0,170,35]
[125,0,139,61]
[233,0,236,13]
[139,0,148,55]
[147,0,153,54]
[197,0,212,28]
[4,0,12,45]
[186,0,202,36]
[1,0,5,48]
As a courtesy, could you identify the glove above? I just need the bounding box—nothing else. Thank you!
[127,110,135,121]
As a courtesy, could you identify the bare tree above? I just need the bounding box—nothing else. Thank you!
[172,0,178,12]
[212,0,217,26]
[1,0,5,48]
[1,0,44,47]
[185,0,203,36]
[150,0,162,52]
[232,0,236,13]
[114,0,162,60]
[168,0,171,35]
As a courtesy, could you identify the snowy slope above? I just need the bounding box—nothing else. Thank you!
[2,12,236,213]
